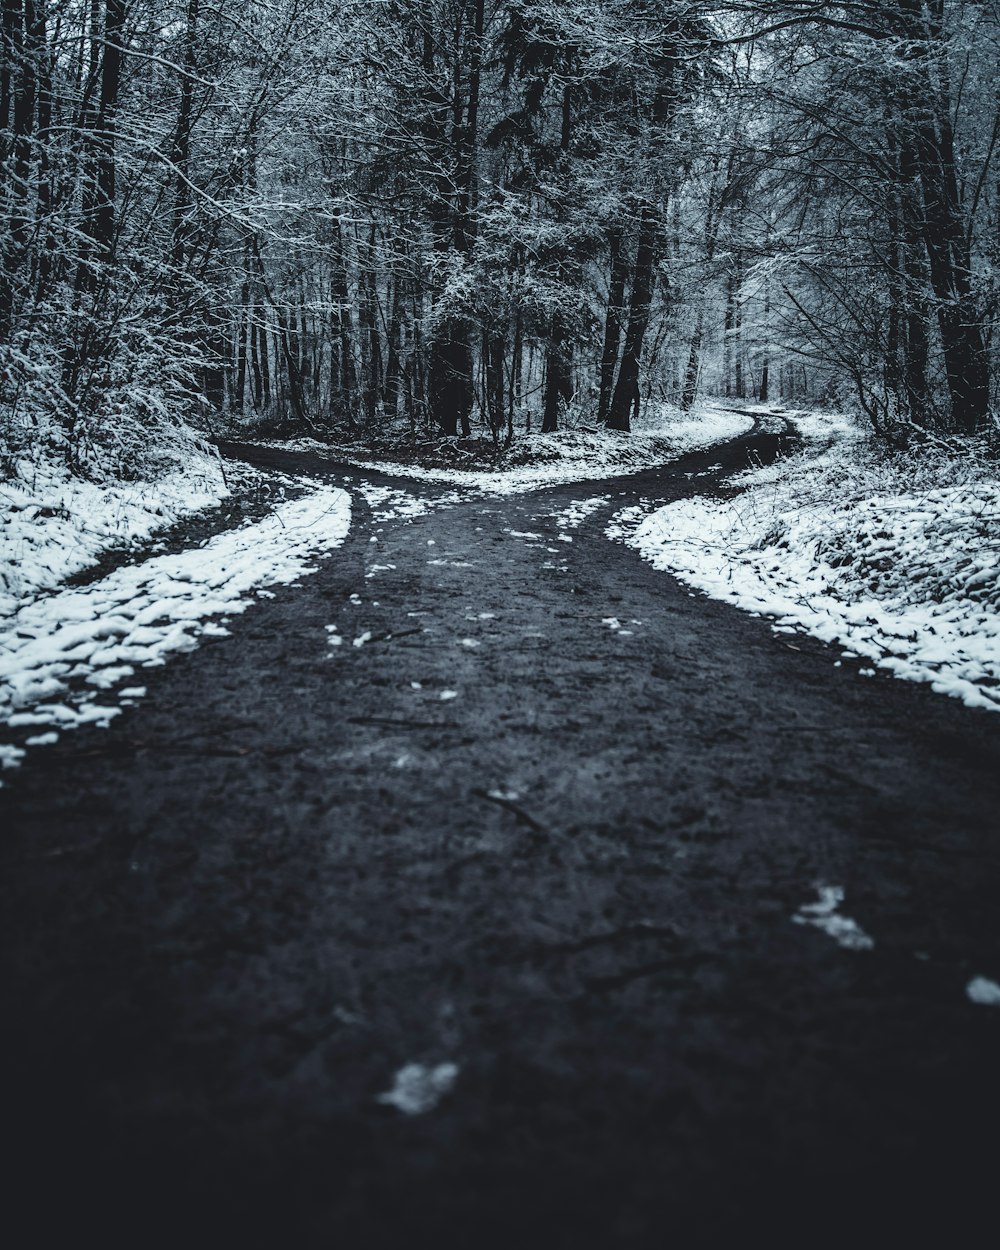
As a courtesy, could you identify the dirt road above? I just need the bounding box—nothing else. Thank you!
[3,426,999,1248]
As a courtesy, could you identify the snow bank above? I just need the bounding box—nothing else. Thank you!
[266,404,754,494]
[615,411,1000,713]
[0,449,231,616]
[0,486,351,772]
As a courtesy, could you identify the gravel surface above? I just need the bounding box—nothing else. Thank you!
[3,422,999,1249]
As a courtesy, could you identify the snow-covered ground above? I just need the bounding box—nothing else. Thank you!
[0,485,351,779]
[265,404,754,494]
[614,409,1000,712]
[0,447,238,616]
[356,482,470,520]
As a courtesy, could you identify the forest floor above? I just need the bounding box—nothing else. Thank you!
[3,417,1000,1248]
[245,401,754,484]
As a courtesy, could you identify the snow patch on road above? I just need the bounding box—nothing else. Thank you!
[0,487,351,769]
[549,497,611,530]
[966,976,1000,1006]
[375,1062,459,1115]
[358,483,468,521]
[605,503,651,544]
[1,743,26,771]
[792,885,874,951]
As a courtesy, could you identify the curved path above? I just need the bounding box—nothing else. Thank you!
[3,424,999,1248]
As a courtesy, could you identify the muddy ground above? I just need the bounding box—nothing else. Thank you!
[3,425,999,1248]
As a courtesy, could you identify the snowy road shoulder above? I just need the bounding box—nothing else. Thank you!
[610,411,1000,713]
[0,486,351,775]
[1,449,236,616]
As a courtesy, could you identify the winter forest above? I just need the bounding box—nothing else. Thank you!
[3,0,1000,463]
[4,6,1000,1246]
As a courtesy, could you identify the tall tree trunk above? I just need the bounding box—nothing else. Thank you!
[758,279,770,403]
[508,301,522,446]
[723,265,737,398]
[255,312,270,408]
[235,280,249,415]
[542,336,570,434]
[271,314,304,421]
[607,200,659,432]
[899,0,988,431]
[170,0,198,277]
[0,0,36,336]
[331,225,357,429]
[428,0,480,436]
[31,0,56,305]
[358,227,383,425]
[680,310,703,412]
[607,70,675,433]
[384,276,403,422]
[429,330,473,438]
[0,0,17,145]
[598,227,629,425]
[93,0,122,255]
[483,322,505,438]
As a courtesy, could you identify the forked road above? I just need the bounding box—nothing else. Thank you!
[4,424,1000,1248]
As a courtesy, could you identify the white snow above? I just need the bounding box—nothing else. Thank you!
[264,404,753,495]
[375,1062,459,1115]
[605,503,650,543]
[966,976,1000,1006]
[792,885,874,951]
[549,497,610,530]
[0,447,243,617]
[618,409,1000,712]
[358,483,468,520]
[0,487,351,766]
[0,743,26,769]
[440,690,458,701]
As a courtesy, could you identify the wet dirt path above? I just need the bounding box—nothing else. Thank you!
[3,427,1000,1249]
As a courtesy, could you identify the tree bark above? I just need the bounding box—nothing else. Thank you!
[680,311,703,412]
[598,227,629,425]
[607,67,675,433]
[608,201,659,431]
[93,0,123,254]
[542,338,571,433]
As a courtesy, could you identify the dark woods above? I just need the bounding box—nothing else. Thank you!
[2,1,999,476]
